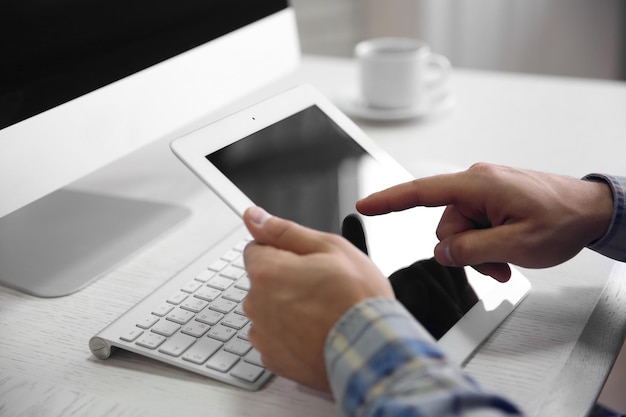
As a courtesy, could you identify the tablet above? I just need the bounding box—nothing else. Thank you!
[170,84,531,365]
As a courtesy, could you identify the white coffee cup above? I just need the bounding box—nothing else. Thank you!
[355,37,451,109]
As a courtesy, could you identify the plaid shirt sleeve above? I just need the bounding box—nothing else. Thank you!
[583,174,626,262]
[325,297,523,417]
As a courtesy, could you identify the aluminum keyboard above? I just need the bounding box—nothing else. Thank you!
[89,226,272,390]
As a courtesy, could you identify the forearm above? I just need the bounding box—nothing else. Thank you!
[325,298,523,417]
[583,174,626,262]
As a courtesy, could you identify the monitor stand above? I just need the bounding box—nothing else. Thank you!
[0,188,190,297]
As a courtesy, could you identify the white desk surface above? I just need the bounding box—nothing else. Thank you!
[2,56,626,417]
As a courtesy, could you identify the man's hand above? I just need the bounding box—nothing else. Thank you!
[357,163,613,282]
[242,206,394,392]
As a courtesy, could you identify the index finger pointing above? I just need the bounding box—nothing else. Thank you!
[356,172,468,215]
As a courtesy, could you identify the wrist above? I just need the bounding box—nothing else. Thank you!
[582,174,626,262]
[581,174,615,244]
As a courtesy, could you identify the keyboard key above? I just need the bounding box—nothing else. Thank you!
[237,323,252,341]
[136,332,166,349]
[137,315,159,329]
[158,333,196,357]
[220,250,240,262]
[195,269,216,283]
[233,304,245,315]
[244,349,264,367]
[206,276,233,291]
[231,361,264,383]
[181,321,210,338]
[152,303,174,317]
[207,324,237,342]
[220,265,246,280]
[120,328,143,342]
[234,276,250,290]
[206,350,239,372]
[221,312,249,330]
[222,287,247,303]
[224,338,252,356]
[208,259,229,272]
[180,297,210,313]
[209,298,237,314]
[196,310,223,326]
[182,337,223,364]
[152,319,181,337]
[194,287,221,302]
[232,257,246,269]
[167,291,188,305]
[181,280,203,294]
[166,308,195,324]
[233,240,249,252]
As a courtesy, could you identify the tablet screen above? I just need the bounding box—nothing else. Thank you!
[207,105,369,234]
[206,104,481,339]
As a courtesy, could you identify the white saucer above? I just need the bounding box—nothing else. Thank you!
[335,91,455,122]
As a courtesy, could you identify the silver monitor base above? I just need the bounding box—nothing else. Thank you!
[0,189,189,297]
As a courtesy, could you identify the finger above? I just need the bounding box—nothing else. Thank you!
[434,225,523,271]
[436,205,480,241]
[243,241,300,289]
[434,233,513,282]
[472,263,512,283]
[247,326,285,374]
[243,206,331,255]
[356,172,473,215]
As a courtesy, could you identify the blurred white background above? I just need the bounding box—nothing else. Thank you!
[292,0,626,80]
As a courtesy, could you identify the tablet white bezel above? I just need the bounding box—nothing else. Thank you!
[170,84,530,364]
[170,85,411,216]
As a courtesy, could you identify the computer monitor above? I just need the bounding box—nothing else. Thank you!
[0,0,300,297]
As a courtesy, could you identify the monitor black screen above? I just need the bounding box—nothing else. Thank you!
[0,0,288,129]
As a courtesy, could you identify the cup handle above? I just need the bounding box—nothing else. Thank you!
[426,53,452,90]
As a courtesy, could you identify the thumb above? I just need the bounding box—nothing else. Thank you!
[435,226,518,282]
[243,206,328,255]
